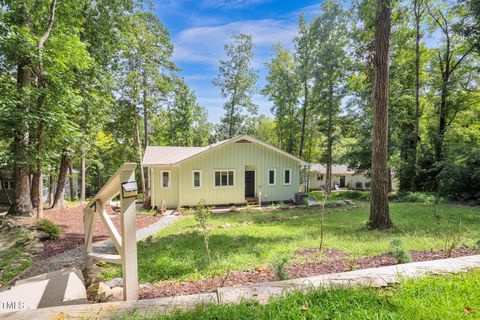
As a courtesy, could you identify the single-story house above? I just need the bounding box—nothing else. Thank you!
[0,165,79,205]
[308,164,371,191]
[142,135,307,208]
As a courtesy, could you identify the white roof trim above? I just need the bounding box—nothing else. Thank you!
[143,135,307,166]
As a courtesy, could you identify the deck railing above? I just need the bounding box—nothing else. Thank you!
[83,163,139,301]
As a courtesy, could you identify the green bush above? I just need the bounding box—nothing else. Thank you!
[389,239,411,264]
[390,192,443,204]
[270,256,289,280]
[36,219,61,240]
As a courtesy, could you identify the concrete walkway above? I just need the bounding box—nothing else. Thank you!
[5,255,480,319]
[17,214,181,281]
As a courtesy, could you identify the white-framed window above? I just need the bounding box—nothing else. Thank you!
[160,170,171,188]
[192,170,202,188]
[317,173,324,181]
[268,169,276,186]
[214,170,235,187]
[283,168,292,185]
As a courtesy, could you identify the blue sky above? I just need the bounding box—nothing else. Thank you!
[152,0,323,123]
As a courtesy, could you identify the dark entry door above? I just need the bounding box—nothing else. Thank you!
[339,176,346,188]
[245,171,255,197]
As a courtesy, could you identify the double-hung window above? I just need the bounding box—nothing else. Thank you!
[161,171,171,188]
[283,168,292,185]
[268,169,276,185]
[192,170,202,188]
[214,170,234,187]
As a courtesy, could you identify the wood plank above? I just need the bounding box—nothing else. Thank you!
[86,253,122,264]
[98,208,122,252]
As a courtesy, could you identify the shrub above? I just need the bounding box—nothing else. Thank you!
[270,256,289,280]
[391,192,443,204]
[389,239,411,264]
[36,219,61,240]
[193,200,212,263]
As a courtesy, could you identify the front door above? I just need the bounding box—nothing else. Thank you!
[245,171,255,198]
[339,176,346,188]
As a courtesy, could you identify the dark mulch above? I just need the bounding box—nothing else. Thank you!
[139,247,479,300]
[17,204,161,259]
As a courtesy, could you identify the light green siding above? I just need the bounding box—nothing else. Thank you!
[151,141,302,208]
[152,166,179,208]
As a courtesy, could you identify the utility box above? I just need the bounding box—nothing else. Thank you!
[295,192,308,205]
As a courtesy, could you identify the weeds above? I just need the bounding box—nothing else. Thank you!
[389,239,411,264]
[270,256,289,280]
[36,219,61,239]
[193,200,212,263]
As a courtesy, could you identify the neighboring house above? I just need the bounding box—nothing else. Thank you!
[0,165,79,205]
[309,164,371,191]
[142,135,307,208]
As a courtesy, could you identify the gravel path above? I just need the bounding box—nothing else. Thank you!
[18,214,181,281]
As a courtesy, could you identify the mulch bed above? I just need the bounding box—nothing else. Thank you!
[139,247,479,300]
[17,204,161,259]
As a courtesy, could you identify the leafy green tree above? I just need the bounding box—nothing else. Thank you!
[262,45,300,154]
[294,14,314,159]
[213,34,258,139]
[310,0,349,194]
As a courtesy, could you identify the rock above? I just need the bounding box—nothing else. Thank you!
[104,277,123,289]
[107,287,124,301]
[139,282,153,290]
[83,264,103,287]
[87,282,111,302]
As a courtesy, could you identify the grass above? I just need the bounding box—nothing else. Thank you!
[0,228,33,285]
[121,270,480,319]
[309,190,370,203]
[101,201,480,284]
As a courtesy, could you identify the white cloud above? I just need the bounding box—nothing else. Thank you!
[173,19,298,65]
[201,0,271,9]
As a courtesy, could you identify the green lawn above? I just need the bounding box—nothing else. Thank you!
[102,201,480,284]
[122,270,480,320]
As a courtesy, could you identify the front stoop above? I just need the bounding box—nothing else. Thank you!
[4,255,480,320]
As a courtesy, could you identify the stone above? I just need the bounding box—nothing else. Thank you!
[87,282,111,302]
[108,287,124,301]
[105,277,123,289]
[139,282,153,290]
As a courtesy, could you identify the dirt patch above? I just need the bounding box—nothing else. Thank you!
[139,247,479,300]
[16,204,161,259]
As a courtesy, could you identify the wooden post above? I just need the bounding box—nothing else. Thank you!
[120,168,139,301]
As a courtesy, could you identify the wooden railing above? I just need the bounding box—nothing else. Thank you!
[83,163,139,301]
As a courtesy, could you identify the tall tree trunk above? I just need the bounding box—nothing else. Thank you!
[30,122,44,211]
[436,76,448,163]
[68,161,74,201]
[134,113,146,193]
[37,171,43,219]
[9,62,33,216]
[80,152,86,202]
[411,0,423,192]
[299,80,308,159]
[52,150,69,209]
[143,71,150,197]
[325,98,333,195]
[48,169,54,207]
[368,0,393,230]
